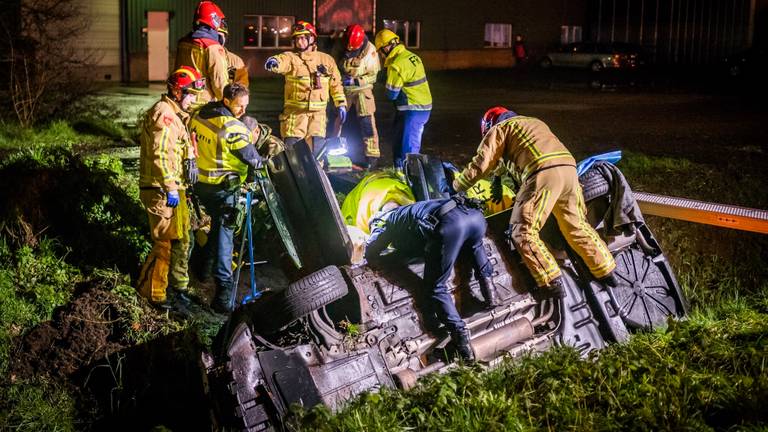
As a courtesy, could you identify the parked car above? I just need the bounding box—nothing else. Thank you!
[203,143,687,431]
[540,42,644,72]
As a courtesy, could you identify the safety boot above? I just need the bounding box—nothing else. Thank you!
[599,272,618,288]
[366,157,379,170]
[546,276,567,299]
[477,276,501,309]
[451,328,475,362]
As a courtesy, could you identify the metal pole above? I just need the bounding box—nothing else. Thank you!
[639,0,645,44]
[597,0,603,43]
[611,0,616,42]
[626,0,631,42]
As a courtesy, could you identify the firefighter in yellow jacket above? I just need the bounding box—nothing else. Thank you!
[339,24,381,168]
[137,67,205,308]
[265,20,347,154]
[374,29,432,169]
[175,1,229,105]
[452,107,617,296]
[217,19,249,88]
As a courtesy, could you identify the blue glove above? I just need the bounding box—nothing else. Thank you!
[337,106,347,124]
[166,190,180,208]
[342,76,357,86]
[264,57,279,71]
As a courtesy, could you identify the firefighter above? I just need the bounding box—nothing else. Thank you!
[264,20,347,155]
[217,19,249,88]
[175,1,230,105]
[339,24,381,168]
[374,29,432,169]
[365,197,500,362]
[189,83,263,313]
[452,107,618,296]
[136,66,205,309]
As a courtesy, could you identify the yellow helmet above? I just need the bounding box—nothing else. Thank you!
[374,29,400,51]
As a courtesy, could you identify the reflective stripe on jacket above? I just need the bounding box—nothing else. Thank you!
[454,116,577,191]
[139,95,192,191]
[175,35,229,102]
[189,103,252,185]
[340,41,380,93]
[384,44,432,111]
[272,50,346,113]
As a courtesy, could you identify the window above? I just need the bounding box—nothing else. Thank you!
[382,19,420,48]
[560,26,583,45]
[244,15,294,49]
[484,23,512,48]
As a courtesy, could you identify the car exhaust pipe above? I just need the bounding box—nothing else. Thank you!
[471,318,534,362]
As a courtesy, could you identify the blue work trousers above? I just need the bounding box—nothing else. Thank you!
[195,182,239,307]
[393,110,431,169]
[423,206,493,334]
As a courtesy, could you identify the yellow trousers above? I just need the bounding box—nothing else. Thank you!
[279,109,327,146]
[137,189,191,303]
[510,165,616,287]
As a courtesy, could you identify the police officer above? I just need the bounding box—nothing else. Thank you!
[374,29,432,169]
[453,107,617,297]
[136,67,204,309]
[189,83,263,313]
[365,197,500,362]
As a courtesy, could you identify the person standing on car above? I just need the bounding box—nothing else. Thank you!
[452,107,617,297]
[189,83,264,313]
[264,20,347,156]
[365,197,500,362]
[339,24,381,168]
[175,1,230,107]
[374,29,432,169]
[137,67,204,309]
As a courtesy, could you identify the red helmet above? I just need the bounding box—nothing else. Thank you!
[168,66,205,94]
[291,20,317,40]
[195,1,225,31]
[345,24,365,51]
[481,106,509,136]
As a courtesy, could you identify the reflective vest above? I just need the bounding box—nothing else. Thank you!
[384,44,432,111]
[455,116,577,191]
[341,172,415,233]
[271,50,346,113]
[138,95,192,191]
[189,103,252,185]
[175,35,229,103]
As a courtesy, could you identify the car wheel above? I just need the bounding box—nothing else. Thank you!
[579,168,610,202]
[280,265,349,323]
[609,245,686,330]
[590,61,604,72]
[540,57,553,69]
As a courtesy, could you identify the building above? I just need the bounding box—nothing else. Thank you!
[70,0,767,82]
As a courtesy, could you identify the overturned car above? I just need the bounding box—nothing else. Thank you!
[203,142,688,431]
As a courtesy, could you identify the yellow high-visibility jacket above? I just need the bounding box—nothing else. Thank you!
[139,95,193,191]
[384,44,432,111]
[341,172,415,233]
[175,36,230,102]
[189,103,253,185]
[271,50,347,112]
[454,116,576,191]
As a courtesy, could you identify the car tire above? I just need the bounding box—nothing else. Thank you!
[280,265,349,322]
[540,57,553,69]
[590,60,604,72]
[579,168,610,202]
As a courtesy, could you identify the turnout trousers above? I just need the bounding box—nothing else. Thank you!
[137,189,191,303]
[424,205,494,334]
[509,165,616,287]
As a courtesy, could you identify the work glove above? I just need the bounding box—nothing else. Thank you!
[337,106,347,124]
[342,76,357,86]
[490,175,503,204]
[316,64,328,75]
[183,158,198,185]
[264,57,279,72]
[166,190,180,208]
